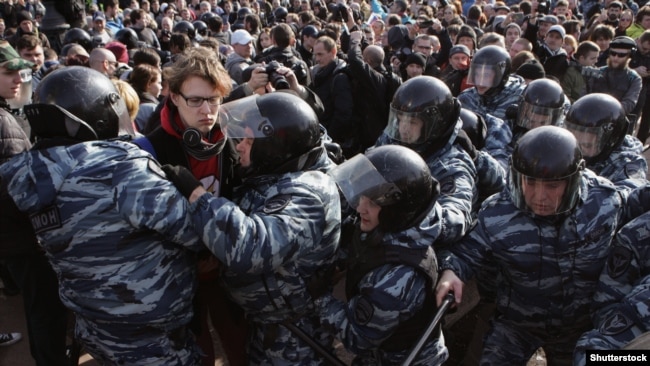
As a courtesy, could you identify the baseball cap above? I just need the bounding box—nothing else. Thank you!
[93,11,106,21]
[449,44,471,57]
[0,41,34,71]
[231,29,253,45]
[539,15,558,24]
[547,24,566,39]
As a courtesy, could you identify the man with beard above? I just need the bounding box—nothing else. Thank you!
[586,35,642,116]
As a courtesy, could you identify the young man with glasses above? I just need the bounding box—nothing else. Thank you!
[134,46,248,366]
[586,35,642,116]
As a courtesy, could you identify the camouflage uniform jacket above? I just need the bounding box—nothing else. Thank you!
[376,119,478,246]
[588,135,648,194]
[0,140,203,327]
[573,210,650,363]
[317,204,448,366]
[457,75,527,121]
[188,164,341,323]
[440,170,624,333]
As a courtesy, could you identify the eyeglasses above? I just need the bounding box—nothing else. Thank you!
[609,50,630,58]
[177,92,221,107]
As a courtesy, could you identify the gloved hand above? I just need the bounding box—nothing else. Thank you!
[161,165,202,199]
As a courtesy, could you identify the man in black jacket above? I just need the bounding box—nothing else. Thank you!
[347,30,401,152]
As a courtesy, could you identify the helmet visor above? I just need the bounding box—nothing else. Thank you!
[384,106,442,146]
[564,122,605,158]
[329,153,402,208]
[510,166,581,216]
[467,63,503,88]
[516,101,565,130]
[219,95,273,139]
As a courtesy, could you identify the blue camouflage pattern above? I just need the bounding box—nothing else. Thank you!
[376,119,477,246]
[574,210,650,365]
[482,113,512,171]
[187,151,341,365]
[457,75,527,121]
[317,204,448,365]
[588,135,648,194]
[439,169,624,364]
[0,140,203,365]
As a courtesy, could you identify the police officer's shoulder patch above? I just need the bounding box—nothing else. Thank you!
[439,177,456,195]
[263,194,291,214]
[147,159,166,179]
[600,311,633,336]
[353,296,374,325]
[607,245,632,279]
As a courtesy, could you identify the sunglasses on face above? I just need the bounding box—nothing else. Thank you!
[609,50,630,58]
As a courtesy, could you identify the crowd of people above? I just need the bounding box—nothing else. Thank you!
[1,0,650,365]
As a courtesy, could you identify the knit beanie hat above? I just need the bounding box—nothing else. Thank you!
[516,60,546,80]
[456,25,477,48]
[405,52,426,67]
[16,10,33,25]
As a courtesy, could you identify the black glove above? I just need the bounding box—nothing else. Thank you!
[161,165,202,199]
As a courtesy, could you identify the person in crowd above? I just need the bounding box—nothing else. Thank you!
[436,125,627,365]
[561,40,600,102]
[133,46,247,366]
[0,39,68,366]
[89,12,113,46]
[376,76,478,245]
[128,63,161,132]
[162,91,341,365]
[346,30,401,153]
[573,208,650,364]
[318,144,448,365]
[564,93,647,193]
[0,65,204,365]
[310,35,357,157]
[630,30,650,146]
[225,29,254,84]
[585,35,642,116]
[440,44,471,97]
[89,47,119,78]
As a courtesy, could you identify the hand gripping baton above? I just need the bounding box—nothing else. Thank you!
[400,292,455,366]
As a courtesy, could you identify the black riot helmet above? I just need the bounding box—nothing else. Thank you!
[173,20,196,40]
[115,27,139,49]
[200,11,218,23]
[237,7,253,21]
[510,126,585,216]
[515,78,567,131]
[459,108,487,150]
[62,27,92,52]
[467,45,511,96]
[384,76,461,154]
[564,93,628,165]
[26,66,132,141]
[193,20,209,37]
[219,93,321,177]
[330,145,439,232]
[273,7,288,23]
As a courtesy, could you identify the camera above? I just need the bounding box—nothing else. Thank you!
[265,61,290,90]
[418,19,434,28]
[394,47,412,63]
[538,2,549,14]
[161,29,171,38]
